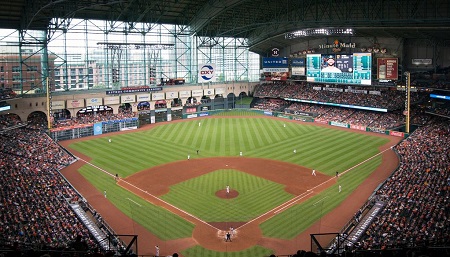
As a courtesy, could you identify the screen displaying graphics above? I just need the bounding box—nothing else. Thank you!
[306,53,372,85]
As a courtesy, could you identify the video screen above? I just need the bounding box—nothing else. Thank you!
[306,53,372,85]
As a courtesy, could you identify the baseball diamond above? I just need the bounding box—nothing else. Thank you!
[1,1,449,257]
[60,116,401,257]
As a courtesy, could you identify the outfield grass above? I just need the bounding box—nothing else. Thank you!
[68,116,389,256]
[214,109,263,116]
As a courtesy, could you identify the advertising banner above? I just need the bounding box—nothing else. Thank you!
[152,92,165,101]
[291,66,305,76]
[165,91,178,99]
[350,124,366,131]
[291,58,305,67]
[203,89,214,96]
[86,97,103,106]
[377,58,398,80]
[93,122,103,135]
[366,127,387,134]
[262,57,289,68]
[67,99,85,109]
[198,63,216,83]
[291,58,306,76]
[106,86,162,95]
[179,90,191,98]
[192,89,203,97]
[412,59,432,65]
[389,130,405,137]
[51,101,65,109]
[136,94,151,102]
[121,95,136,103]
[329,121,349,128]
[104,96,120,105]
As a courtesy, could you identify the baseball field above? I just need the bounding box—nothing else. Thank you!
[60,111,401,257]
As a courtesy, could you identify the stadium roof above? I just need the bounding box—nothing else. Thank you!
[1,0,449,55]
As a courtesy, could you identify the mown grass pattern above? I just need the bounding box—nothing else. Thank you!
[161,169,293,222]
[182,245,273,257]
[68,117,389,256]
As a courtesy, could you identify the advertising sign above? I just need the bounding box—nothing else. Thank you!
[179,90,191,98]
[104,96,120,105]
[121,95,136,103]
[192,89,203,97]
[51,101,65,109]
[198,63,216,83]
[136,94,151,102]
[165,91,178,99]
[377,58,398,80]
[67,99,85,108]
[86,98,103,106]
[152,92,165,101]
[204,89,214,96]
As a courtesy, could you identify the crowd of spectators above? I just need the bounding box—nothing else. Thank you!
[252,81,450,256]
[1,81,449,257]
[409,68,450,90]
[357,117,450,251]
[0,124,99,252]
[251,81,447,130]
[253,100,409,130]
[253,82,427,111]
[52,109,136,128]
[0,113,23,129]
[252,98,288,112]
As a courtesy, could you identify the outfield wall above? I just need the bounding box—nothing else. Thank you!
[184,109,407,138]
[51,109,407,141]
[50,117,138,141]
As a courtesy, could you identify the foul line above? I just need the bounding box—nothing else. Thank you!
[239,146,394,229]
[126,198,142,207]
[76,158,218,230]
[75,146,393,232]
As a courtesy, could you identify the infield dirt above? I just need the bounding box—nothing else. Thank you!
[60,117,401,256]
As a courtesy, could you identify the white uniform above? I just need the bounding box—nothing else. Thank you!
[155,246,159,257]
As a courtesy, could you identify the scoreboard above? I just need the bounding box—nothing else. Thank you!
[306,53,372,85]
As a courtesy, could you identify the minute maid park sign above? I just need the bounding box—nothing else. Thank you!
[318,39,356,49]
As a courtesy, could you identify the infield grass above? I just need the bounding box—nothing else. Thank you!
[67,115,390,256]
[161,169,293,222]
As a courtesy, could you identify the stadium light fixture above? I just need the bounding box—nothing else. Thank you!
[285,28,354,39]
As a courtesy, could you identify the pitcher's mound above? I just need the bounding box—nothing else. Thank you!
[216,189,239,199]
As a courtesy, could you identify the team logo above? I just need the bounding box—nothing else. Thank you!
[200,64,215,81]
[271,48,280,57]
